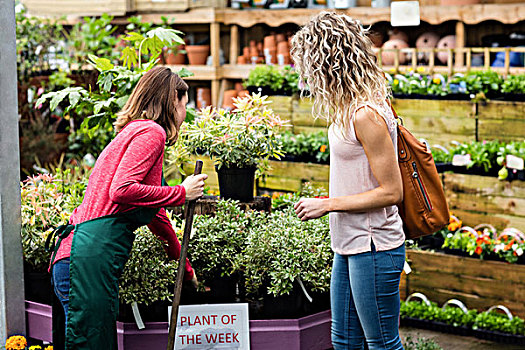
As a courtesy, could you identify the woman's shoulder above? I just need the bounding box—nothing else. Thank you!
[121,119,166,139]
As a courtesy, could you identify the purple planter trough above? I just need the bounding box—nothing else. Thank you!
[26,301,332,350]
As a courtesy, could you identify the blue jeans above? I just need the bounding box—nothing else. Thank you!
[331,243,405,350]
[52,258,70,324]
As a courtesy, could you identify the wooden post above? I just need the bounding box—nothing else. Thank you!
[455,21,465,67]
[394,48,400,73]
[210,22,220,68]
[504,48,510,77]
[212,79,220,107]
[447,48,453,77]
[429,49,435,75]
[466,48,472,72]
[484,47,490,70]
[377,48,383,68]
[229,24,239,65]
[411,48,417,72]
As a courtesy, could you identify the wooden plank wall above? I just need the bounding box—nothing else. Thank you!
[444,173,525,231]
[281,98,525,146]
[406,249,525,318]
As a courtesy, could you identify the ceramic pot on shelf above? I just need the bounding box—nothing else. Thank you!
[436,35,456,64]
[250,46,260,64]
[165,45,186,65]
[237,56,247,64]
[276,33,286,43]
[388,29,409,43]
[223,89,238,110]
[277,41,290,65]
[381,39,409,66]
[196,87,212,110]
[238,90,250,98]
[415,32,440,63]
[243,47,251,61]
[257,42,264,56]
[186,45,210,65]
[234,82,244,92]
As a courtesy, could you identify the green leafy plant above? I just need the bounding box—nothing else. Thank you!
[279,131,329,163]
[182,93,288,174]
[119,225,179,305]
[403,336,443,350]
[244,65,285,93]
[501,74,525,94]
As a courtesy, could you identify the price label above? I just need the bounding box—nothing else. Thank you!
[506,155,524,170]
[390,1,420,27]
[452,154,471,167]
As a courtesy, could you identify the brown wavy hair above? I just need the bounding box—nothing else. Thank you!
[114,66,189,145]
[291,12,389,131]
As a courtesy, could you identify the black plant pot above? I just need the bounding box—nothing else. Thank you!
[246,85,281,96]
[118,300,171,323]
[216,165,256,202]
[24,263,54,305]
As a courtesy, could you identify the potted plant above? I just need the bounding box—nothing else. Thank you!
[244,65,285,96]
[182,93,288,201]
[164,45,186,65]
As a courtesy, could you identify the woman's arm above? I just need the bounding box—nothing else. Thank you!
[147,208,195,281]
[295,107,403,221]
[109,127,186,208]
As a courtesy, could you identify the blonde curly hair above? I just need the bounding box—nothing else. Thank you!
[291,12,389,131]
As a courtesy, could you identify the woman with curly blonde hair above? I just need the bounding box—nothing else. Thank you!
[292,12,405,349]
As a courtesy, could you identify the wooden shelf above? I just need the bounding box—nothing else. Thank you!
[218,3,525,27]
[165,65,219,80]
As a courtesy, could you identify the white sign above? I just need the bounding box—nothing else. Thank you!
[506,155,524,170]
[452,154,472,167]
[390,1,420,27]
[170,303,250,349]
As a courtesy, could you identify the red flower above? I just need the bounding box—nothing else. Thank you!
[475,246,483,255]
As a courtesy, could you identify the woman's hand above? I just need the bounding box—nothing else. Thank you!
[294,197,330,221]
[181,174,208,201]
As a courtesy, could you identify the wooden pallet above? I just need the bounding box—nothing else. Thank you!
[406,249,525,318]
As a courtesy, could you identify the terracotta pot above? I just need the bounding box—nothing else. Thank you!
[223,89,238,109]
[381,39,409,66]
[165,50,186,65]
[243,47,250,60]
[264,35,277,50]
[277,41,289,55]
[265,48,277,64]
[440,0,479,5]
[238,90,249,98]
[250,46,260,64]
[234,82,244,92]
[257,42,264,56]
[249,40,257,48]
[196,88,212,109]
[388,29,409,43]
[278,53,291,65]
[436,35,456,64]
[276,34,286,43]
[237,56,247,64]
[415,32,440,63]
[186,45,210,65]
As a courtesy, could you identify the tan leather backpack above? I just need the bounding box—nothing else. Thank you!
[389,101,450,239]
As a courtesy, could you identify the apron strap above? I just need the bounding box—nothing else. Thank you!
[46,224,75,265]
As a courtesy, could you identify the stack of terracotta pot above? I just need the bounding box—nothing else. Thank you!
[222,82,249,110]
[196,87,211,110]
[378,29,457,66]
[237,33,292,65]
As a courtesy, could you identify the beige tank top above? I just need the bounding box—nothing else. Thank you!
[327,101,405,255]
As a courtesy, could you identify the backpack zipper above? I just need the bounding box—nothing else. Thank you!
[412,161,433,211]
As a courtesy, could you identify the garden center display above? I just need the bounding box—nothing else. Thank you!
[6,0,525,348]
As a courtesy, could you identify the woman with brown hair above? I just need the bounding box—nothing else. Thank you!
[291,13,405,349]
[49,66,207,349]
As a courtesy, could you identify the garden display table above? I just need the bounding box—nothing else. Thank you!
[168,195,272,217]
[25,301,332,350]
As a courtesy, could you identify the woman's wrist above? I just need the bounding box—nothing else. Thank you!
[324,198,334,214]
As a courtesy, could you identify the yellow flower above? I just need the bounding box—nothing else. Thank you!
[6,335,27,350]
[393,79,399,85]
[30,346,43,350]
[389,68,396,73]
[320,145,327,153]
[45,346,53,350]
[408,68,413,72]
[417,67,425,73]
[432,78,441,85]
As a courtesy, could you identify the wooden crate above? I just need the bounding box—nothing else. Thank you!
[292,98,329,135]
[406,249,525,318]
[268,95,293,128]
[443,173,525,231]
[477,101,525,142]
[258,160,329,193]
[21,0,131,16]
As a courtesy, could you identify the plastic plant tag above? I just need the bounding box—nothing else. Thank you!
[403,261,412,275]
[131,302,145,330]
[390,1,420,27]
[452,154,471,167]
[506,155,524,170]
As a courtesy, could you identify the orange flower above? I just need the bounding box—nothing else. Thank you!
[474,246,483,255]
[447,221,461,232]
[320,145,327,153]
[5,335,27,350]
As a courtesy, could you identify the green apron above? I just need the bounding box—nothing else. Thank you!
[49,207,159,350]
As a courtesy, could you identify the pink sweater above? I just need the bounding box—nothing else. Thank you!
[53,119,193,280]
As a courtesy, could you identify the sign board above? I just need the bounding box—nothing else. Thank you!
[170,303,250,349]
[390,1,420,27]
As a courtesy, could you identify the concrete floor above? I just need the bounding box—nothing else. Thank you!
[400,327,525,350]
